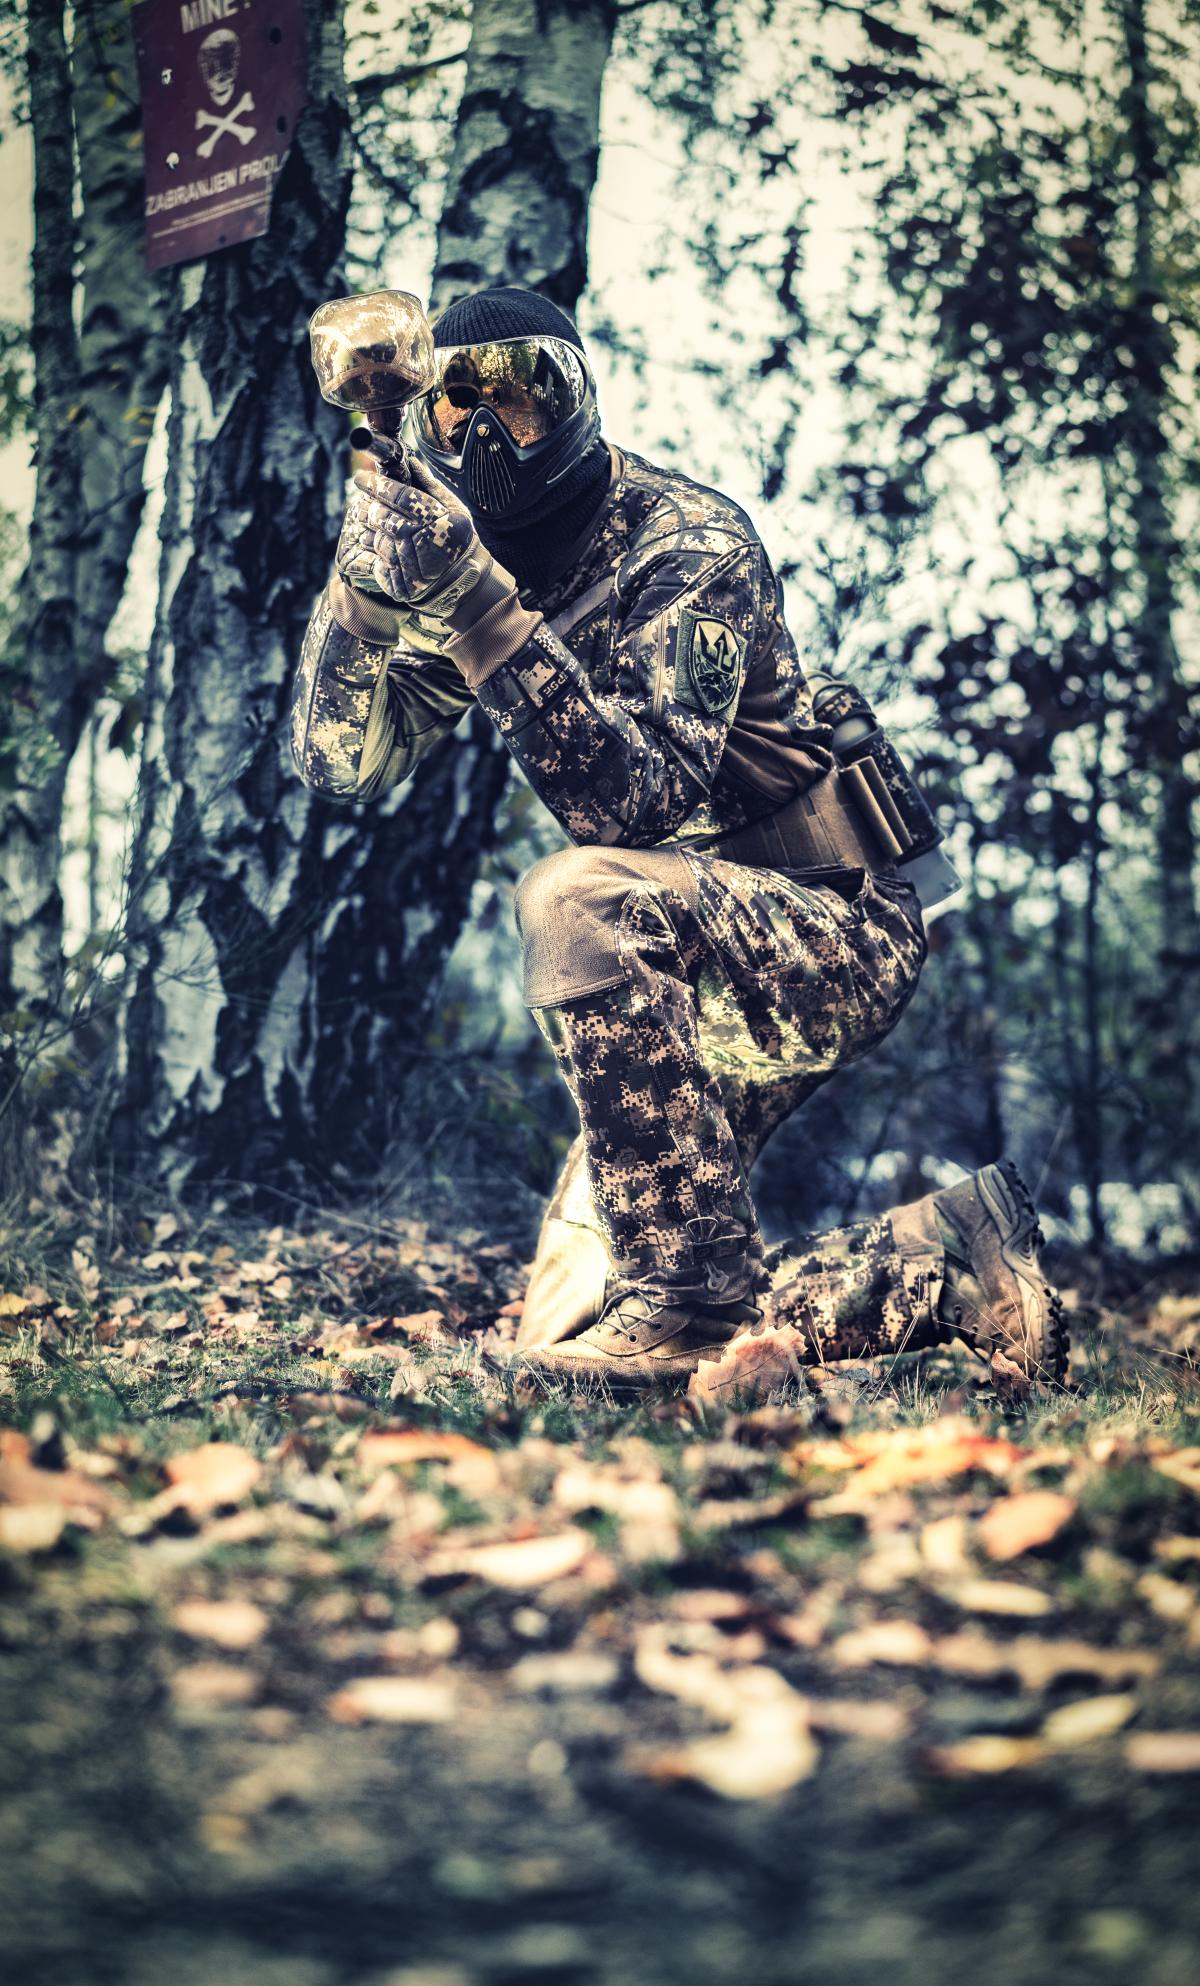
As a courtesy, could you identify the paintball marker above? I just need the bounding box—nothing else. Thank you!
[308,288,436,479]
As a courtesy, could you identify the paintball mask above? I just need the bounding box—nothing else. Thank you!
[406,336,601,523]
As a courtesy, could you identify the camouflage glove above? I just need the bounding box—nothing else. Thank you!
[332,456,512,633]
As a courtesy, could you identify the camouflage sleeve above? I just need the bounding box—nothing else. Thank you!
[290,581,475,802]
[457,529,764,847]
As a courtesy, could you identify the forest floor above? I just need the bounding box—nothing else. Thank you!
[1,1201,1200,1986]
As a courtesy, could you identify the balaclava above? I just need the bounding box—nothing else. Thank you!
[424,286,611,596]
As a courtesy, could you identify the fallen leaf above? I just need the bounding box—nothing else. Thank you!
[921,1513,971,1575]
[690,1490,808,1533]
[0,1292,30,1318]
[358,1429,499,1495]
[934,1631,1159,1692]
[1042,1693,1137,1748]
[927,1735,1047,1775]
[1152,1448,1200,1494]
[389,1310,454,1341]
[948,1580,1055,1618]
[808,1697,911,1742]
[0,1503,66,1552]
[795,1418,1020,1502]
[632,1627,818,1798]
[326,1674,456,1724]
[1155,1536,1200,1563]
[170,1662,257,1708]
[172,1598,269,1650]
[0,1456,112,1526]
[646,1690,818,1800]
[977,1491,1076,1561]
[1125,1732,1200,1772]
[425,1530,590,1590]
[554,1463,680,1562]
[512,1650,621,1696]
[164,1443,262,1515]
[687,1326,808,1407]
[1135,1572,1195,1623]
[833,1620,934,1668]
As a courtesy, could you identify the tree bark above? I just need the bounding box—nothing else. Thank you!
[1119,0,1199,953]
[0,0,82,1017]
[70,0,168,739]
[432,0,617,309]
[113,0,617,1192]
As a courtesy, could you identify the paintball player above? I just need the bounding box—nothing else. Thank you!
[290,285,1066,1391]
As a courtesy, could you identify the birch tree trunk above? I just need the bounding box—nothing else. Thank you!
[432,0,617,309]
[0,0,81,1018]
[71,0,167,734]
[114,0,616,1191]
[1120,0,1199,955]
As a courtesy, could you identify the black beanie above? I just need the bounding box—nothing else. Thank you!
[432,285,586,353]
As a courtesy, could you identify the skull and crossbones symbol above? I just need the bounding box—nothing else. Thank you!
[194,28,257,159]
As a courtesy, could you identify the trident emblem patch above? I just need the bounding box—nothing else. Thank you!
[677,610,744,717]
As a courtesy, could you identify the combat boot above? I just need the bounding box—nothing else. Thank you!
[516,1277,762,1394]
[932,1160,1068,1385]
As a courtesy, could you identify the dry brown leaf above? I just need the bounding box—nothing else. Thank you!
[645,1690,818,1800]
[326,1675,456,1724]
[0,1503,66,1552]
[1136,1572,1195,1623]
[833,1620,934,1668]
[632,1626,818,1798]
[164,1443,262,1514]
[927,1735,1047,1775]
[1155,1536,1200,1563]
[948,1579,1054,1618]
[795,1418,1020,1502]
[1042,1693,1137,1748]
[0,1292,30,1319]
[512,1650,621,1696]
[553,1463,680,1562]
[808,1697,911,1742]
[1125,1731,1200,1772]
[977,1490,1076,1561]
[934,1631,1159,1692]
[358,1429,499,1495]
[425,1530,590,1590]
[172,1598,269,1650]
[170,1661,257,1708]
[921,1513,972,1575]
[0,1456,112,1525]
[687,1326,808,1407]
[1151,1448,1200,1494]
[388,1310,455,1342]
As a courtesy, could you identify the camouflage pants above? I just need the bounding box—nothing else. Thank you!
[523,846,943,1359]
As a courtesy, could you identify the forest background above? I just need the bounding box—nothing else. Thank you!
[1,0,1198,1268]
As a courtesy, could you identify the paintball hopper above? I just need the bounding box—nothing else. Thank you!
[308,289,436,472]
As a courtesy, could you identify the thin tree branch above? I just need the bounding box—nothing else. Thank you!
[352,47,468,103]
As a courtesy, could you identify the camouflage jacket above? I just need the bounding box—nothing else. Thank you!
[290,445,834,850]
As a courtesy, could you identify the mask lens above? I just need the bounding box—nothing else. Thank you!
[414,338,589,453]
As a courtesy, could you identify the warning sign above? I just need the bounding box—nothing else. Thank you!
[133,0,308,270]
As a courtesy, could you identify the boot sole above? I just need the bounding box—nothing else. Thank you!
[977,1160,1070,1385]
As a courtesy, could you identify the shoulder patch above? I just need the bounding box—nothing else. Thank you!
[676,610,744,718]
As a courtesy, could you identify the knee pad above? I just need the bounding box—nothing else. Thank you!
[514,844,699,1006]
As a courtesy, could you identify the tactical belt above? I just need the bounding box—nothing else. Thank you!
[702,770,891,874]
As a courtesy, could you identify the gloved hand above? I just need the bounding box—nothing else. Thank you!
[334,454,498,624]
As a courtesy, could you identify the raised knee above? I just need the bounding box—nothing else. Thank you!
[514,846,630,940]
